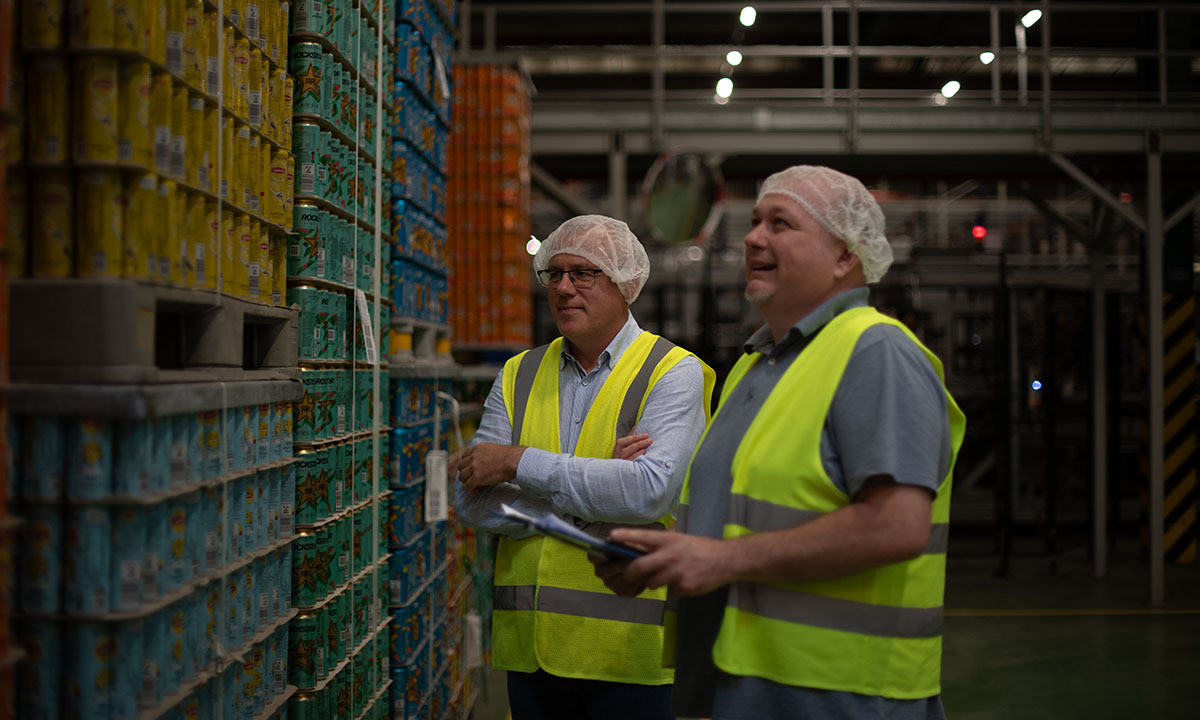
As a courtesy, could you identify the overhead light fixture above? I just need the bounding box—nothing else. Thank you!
[526,236,541,255]
[716,77,734,98]
[933,92,948,106]
[714,94,730,105]
[941,80,961,98]
[739,6,756,27]
[979,51,995,65]
[1021,9,1042,28]
[726,50,743,66]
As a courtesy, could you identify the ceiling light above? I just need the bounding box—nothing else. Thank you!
[714,94,729,105]
[979,51,995,65]
[526,236,541,255]
[933,92,948,106]
[716,77,734,98]
[739,6,756,27]
[1021,9,1042,28]
[726,50,743,66]
[941,80,961,98]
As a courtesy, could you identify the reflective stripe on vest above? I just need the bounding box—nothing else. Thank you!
[728,582,944,639]
[729,494,950,554]
[495,585,667,625]
[510,343,551,445]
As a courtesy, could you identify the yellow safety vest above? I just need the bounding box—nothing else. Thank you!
[492,331,715,684]
[680,306,965,698]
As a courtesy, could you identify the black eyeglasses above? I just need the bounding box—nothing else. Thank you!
[536,268,604,288]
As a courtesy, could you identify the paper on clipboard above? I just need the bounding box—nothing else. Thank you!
[495,503,644,561]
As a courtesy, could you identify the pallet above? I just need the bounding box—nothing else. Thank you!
[11,279,299,384]
[389,316,452,365]
[3,379,302,418]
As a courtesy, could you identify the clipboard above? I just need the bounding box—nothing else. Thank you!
[493,503,645,561]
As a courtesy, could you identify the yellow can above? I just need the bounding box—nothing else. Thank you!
[23,0,65,49]
[157,179,179,284]
[235,37,251,119]
[236,213,253,298]
[183,0,204,87]
[187,96,208,190]
[6,64,25,164]
[118,60,152,168]
[114,0,143,51]
[248,48,262,129]
[223,23,238,113]
[264,63,278,144]
[73,56,120,163]
[31,169,73,278]
[170,83,189,179]
[220,207,236,294]
[268,149,286,225]
[258,134,270,221]
[186,192,208,288]
[220,116,234,203]
[6,172,29,278]
[202,199,219,290]
[247,132,261,215]
[235,123,251,210]
[176,190,194,286]
[76,171,124,278]
[283,154,294,228]
[123,173,157,279]
[204,8,220,96]
[228,0,246,32]
[148,0,168,65]
[151,71,173,174]
[245,2,261,46]
[166,0,185,75]
[69,0,116,48]
[27,56,68,165]
[279,70,293,151]
[270,232,286,305]
[257,222,272,304]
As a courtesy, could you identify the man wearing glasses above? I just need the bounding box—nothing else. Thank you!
[454,215,715,719]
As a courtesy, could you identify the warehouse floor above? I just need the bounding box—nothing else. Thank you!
[468,535,1200,719]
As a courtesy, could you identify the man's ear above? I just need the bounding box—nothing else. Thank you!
[832,246,861,279]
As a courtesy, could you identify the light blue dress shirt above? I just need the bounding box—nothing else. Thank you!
[454,313,708,538]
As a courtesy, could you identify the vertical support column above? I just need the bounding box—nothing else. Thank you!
[608,132,627,222]
[651,0,665,152]
[1091,213,1108,578]
[1146,132,1166,604]
[821,5,833,106]
[989,6,1001,106]
[1040,0,1051,142]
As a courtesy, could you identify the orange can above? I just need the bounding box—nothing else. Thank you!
[27,56,67,164]
[31,169,73,277]
[76,170,125,278]
[123,172,157,279]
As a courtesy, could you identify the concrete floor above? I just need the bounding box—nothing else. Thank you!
[467,537,1200,719]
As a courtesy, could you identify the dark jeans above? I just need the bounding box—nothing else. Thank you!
[506,669,674,720]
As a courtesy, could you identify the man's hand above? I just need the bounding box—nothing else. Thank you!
[612,432,652,460]
[456,443,526,494]
[608,529,740,597]
[588,555,648,597]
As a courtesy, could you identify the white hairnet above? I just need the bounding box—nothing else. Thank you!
[533,215,650,303]
[757,165,893,283]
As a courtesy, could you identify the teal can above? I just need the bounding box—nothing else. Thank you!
[183,489,204,578]
[110,505,145,612]
[22,415,64,500]
[164,600,186,694]
[241,475,258,557]
[255,469,269,549]
[290,0,328,35]
[141,608,164,709]
[332,515,347,589]
[18,621,61,718]
[281,461,296,537]
[266,466,280,544]
[292,121,322,198]
[271,624,288,697]
[256,554,273,627]
[169,413,193,489]
[291,530,317,607]
[201,485,219,578]
[314,524,335,601]
[290,691,319,719]
[164,496,187,590]
[151,417,171,493]
[143,501,165,603]
[318,130,333,202]
[327,216,343,285]
[113,418,151,497]
[65,506,111,615]
[293,285,322,361]
[296,369,329,444]
[289,42,325,116]
[111,619,143,720]
[279,543,294,613]
[289,612,322,689]
[19,505,61,613]
[295,446,332,525]
[314,291,333,360]
[66,622,112,718]
[67,417,112,500]
[327,442,344,515]
[320,52,336,121]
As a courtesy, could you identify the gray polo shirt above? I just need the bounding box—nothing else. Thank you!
[672,287,952,720]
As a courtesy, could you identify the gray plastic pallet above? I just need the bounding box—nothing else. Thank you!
[3,380,302,418]
[388,316,451,365]
[11,279,299,384]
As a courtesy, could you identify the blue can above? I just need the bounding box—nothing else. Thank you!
[193,410,218,483]
[113,418,153,497]
[170,414,193,489]
[19,505,61,613]
[17,620,60,718]
[229,476,246,560]
[223,406,243,473]
[257,403,272,466]
[66,621,113,718]
[164,600,186,694]
[111,505,146,612]
[281,462,296,537]
[65,506,111,614]
[256,555,272,629]
[23,415,65,499]
[144,501,166,603]
[184,489,204,578]
[256,470,269,550]
[242,404,257,470]
[67,417,112,499]
[151,417,171,494]
[241,564,257,642]
[278,543,293,613]
[222,661,239,720]
[271,402,284,462]
[241,476,258,556]
[182,592,201,682]
[111,619,144,720]
[165,496,188,591]
[141,608,164,710]
[201,583,221,676]
[203,485,221,574]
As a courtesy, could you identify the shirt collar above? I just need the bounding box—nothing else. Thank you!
[743,287,871,356]
[560,312,641,371]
